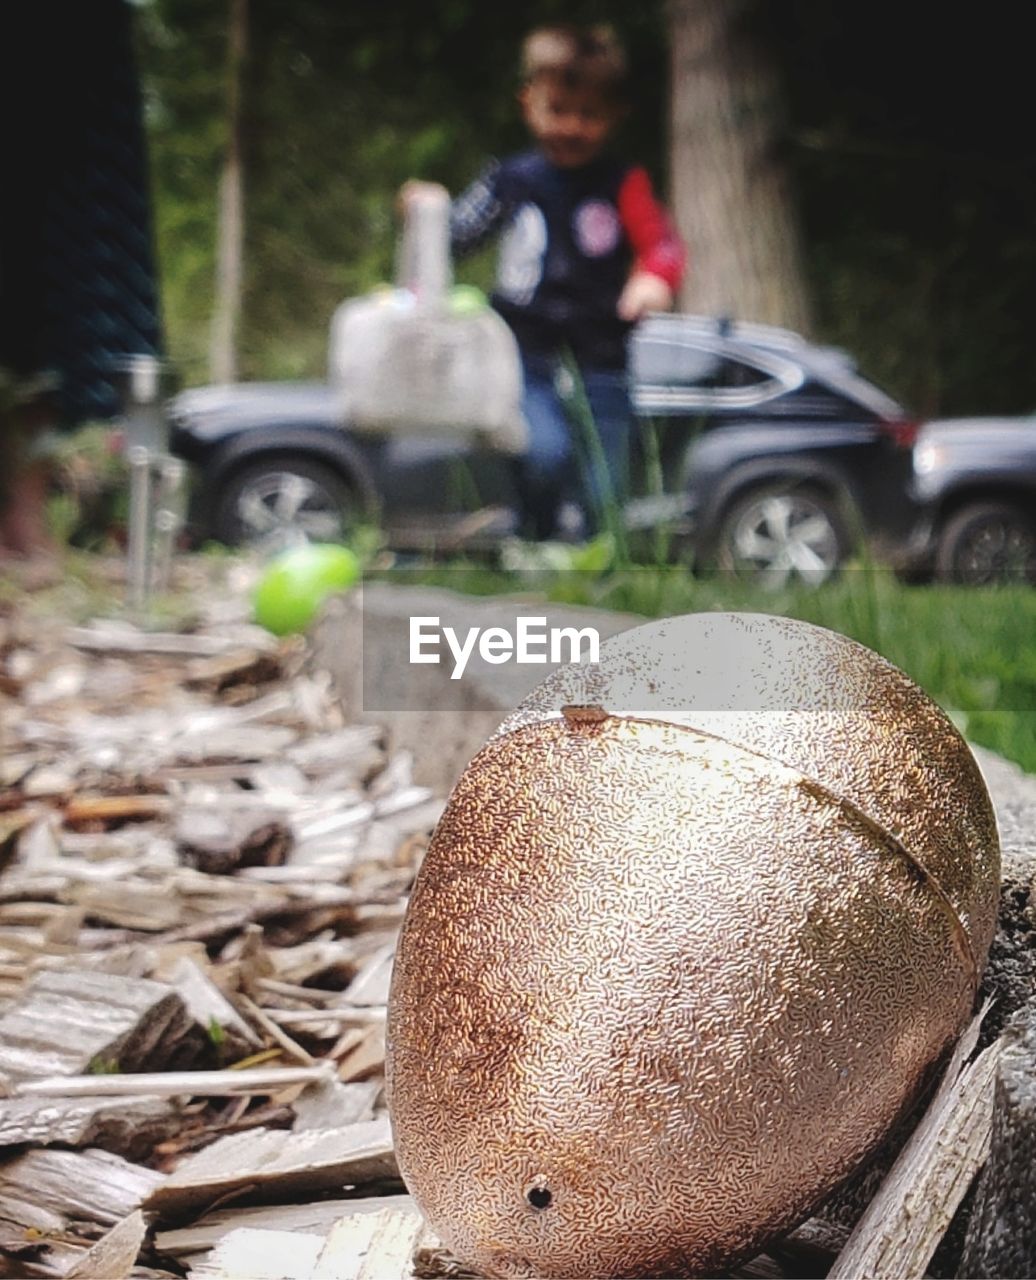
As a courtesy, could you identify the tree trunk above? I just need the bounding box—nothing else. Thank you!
[210,0,247,383]
[667,0,811,332]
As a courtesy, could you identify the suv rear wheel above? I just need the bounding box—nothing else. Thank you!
[212,457,355,551]
[715,484,849,588]
[934,500,1036,585]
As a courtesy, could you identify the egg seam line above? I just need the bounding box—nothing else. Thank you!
[548,710,980,994]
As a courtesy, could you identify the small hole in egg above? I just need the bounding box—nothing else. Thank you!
[526,1184,552,1210]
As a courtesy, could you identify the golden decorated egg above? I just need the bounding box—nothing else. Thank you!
[386,613,1000,1279]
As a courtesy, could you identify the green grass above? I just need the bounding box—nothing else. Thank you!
[384,559,1036,774]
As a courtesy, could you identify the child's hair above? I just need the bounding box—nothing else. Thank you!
[520,25,628,102]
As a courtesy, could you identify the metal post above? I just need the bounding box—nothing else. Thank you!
[126,445,152,612]
[113,354,168,614]
[150,456,185,597]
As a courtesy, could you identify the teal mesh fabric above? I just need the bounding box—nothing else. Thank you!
[0,0,162,428]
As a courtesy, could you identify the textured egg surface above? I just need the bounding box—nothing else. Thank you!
[386,613,1000,1279]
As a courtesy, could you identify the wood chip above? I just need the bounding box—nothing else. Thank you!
[64,1208,147,1280]
[155,1195,417,1261]
[828,1009,1000,1280]
[235,993,315,1066]
[63,795,171,827]
[0,969,195,1081]
[144,1117,398,1217]
[176,807,293,875]
[184,650,284,692]
[315,1207,424,1280]
[336,1025,386,1084]
[66,627,275,658]
[341,944,395,1007]
[182,1207,424,1280]
[187,1227,325,1280]
[291,1080,380,1131]
[158,955,261,1055]
[412,1223,483,1279]
[0,1147,163,1230]
[0,1093,179,1157]
[958,995,1036,1279]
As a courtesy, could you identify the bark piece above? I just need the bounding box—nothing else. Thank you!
[0,1147,163,1230]
[66,627,274,658]
[828,1013,999,1280]
[0,1093,178,1158]
[0,969,195,1081]
[63,795,170,829]
[176,807,293,876]
[412,1225,482,1280]
[340,944,395,1008]
[144,1117,398,1216]
[184,650,283,693]
[65,880,186,932]
[971,748,1036,1046]
[187,1228,325,1280]
[64,1208,146,1280]
[335,1025,385,1084]
[957,997,1036,1279]
[291,1080,380,1131]
[314,1207,424,1280]
[154,1195,417,1261]
[183,1207,423,1280]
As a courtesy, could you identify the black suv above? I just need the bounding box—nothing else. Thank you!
[168,313,919,585]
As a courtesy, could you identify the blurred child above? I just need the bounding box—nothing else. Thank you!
[403,24,686,540]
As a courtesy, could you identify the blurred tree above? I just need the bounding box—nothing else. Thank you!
[668,0,811,331]
[136,0,225,385]
[210,0,248,382]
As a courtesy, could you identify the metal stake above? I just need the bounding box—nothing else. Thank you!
[126,445,152,612]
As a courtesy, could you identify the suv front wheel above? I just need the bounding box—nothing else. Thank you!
[714,483,849,588]
[212,457,356,551]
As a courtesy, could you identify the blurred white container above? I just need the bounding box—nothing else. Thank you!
[329,187,526,454]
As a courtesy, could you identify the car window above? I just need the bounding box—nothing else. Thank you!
[713,358,771,389]
[632,338,723,388]
[631,335,802,416]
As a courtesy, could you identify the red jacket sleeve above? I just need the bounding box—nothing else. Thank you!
[617,167,687,293]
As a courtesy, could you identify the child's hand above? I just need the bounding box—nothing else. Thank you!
[397,179,450,215]
[617,272,675,322]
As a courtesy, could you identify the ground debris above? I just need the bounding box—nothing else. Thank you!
[0,567,433,1277]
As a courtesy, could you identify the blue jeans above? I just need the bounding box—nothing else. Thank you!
[516,352,632,540]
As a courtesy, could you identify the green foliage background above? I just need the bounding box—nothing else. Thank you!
[137,0,1036,417]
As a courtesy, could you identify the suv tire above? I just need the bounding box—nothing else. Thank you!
[714,483,849,588]
[212,456,355,550]
[934,500,1036,585]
